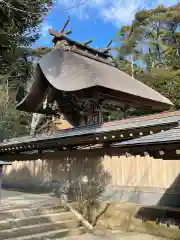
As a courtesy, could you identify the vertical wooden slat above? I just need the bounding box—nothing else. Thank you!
[2,150,180,192]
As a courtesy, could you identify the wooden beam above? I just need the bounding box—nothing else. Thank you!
[106,40,113,48]
[63,29,72,35]
[49,29,72,38]
[61,16,70,33]
[102,47,112,53]
[49,29,65,37]
[83,40,93,46]
[79,111,97,116]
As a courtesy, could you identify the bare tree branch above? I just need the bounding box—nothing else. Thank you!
[63,0,88,11]
[1,0,89,16]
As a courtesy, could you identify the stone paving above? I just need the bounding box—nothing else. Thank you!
[0,189,166,240]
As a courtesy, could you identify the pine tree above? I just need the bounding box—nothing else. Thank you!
[116,3,180,115]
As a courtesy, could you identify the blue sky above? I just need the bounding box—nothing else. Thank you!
[35,0,179,49]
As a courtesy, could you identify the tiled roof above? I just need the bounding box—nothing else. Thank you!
[1,110,180,149]
[115,126,180,147]
[103,110,180,127]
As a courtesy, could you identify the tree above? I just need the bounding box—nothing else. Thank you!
[115,3,180,116]
[117,3,180,70]
[116,25,143,77]
[0,1,53,138]
[0,0,52,76]
[138,69,180,109]
[0,84,31,140]
[13,47,52,103]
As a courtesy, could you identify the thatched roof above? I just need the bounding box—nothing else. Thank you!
[16,18,173,126]
[16,48,173,115]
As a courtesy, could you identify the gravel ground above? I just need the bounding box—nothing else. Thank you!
[59,232,166,240]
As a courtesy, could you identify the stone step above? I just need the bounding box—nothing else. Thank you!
[0,212,75,230]
[0,202,77,213]
[0,219,81,239]
[0,200,61,212]
[4,227,86,240]
[0,205,59,213]
[0,205,66,220]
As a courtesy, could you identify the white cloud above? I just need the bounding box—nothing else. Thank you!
[36,22,52,45]
[100,0,179,26]
[40,22,52,37]
[101,0,145,25]
[55,0,179,26]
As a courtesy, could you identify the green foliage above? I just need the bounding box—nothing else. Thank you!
[115,3,180,117]
[117,3,180,70]
[0,84,31,140]
[137,69,180,109]
[0,0,52,139]
[0,0,52,76]
[0,0,52,47]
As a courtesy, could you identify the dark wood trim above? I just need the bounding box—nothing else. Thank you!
[0,122,179,156]
[2,144,180,161]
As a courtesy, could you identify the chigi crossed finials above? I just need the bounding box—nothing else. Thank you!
[16,17,173,127]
